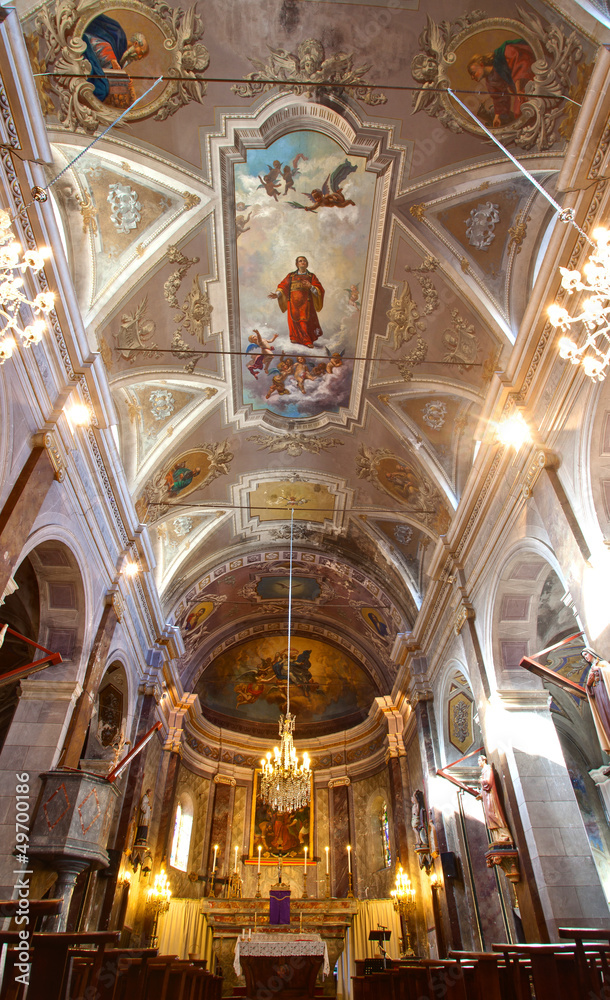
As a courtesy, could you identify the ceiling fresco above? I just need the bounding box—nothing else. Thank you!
[25,0,598,740]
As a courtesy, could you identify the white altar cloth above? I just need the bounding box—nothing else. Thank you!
[233,932,330,977]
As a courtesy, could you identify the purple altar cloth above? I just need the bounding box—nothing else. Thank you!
[269,888,291,924]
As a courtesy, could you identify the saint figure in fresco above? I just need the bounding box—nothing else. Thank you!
[582,647,610,764]
[367,611,389,638]
[477,755,513,843]
[165,463,201,496]
[83,14,149,109]
[467,39,535,128]
[269,256,324,348]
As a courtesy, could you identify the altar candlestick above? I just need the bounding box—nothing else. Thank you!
[347,845,352,873]
[212,844,218,873]
[257,844,261,873]
[303,846,308,873]
[325,846,329,874]
[234,846,238,872]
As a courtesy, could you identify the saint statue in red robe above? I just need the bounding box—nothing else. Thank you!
[269,255,324,348]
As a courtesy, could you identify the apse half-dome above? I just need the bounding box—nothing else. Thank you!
[194,633,380,738]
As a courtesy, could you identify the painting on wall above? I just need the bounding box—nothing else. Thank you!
[135,441,233,523]
[410,10,585,151]
[194,634,378,726]
[234,129,377,419]
[249,770,313,863]
[360,606,390,639]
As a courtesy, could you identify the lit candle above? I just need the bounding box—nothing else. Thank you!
[257,844,262,873]
[303,846,308,874]
[234,846,238,872]
[347,845,352,873]
[212,844,218,873]
[325,846,329,874]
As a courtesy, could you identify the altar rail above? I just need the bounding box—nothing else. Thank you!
[351,931,610,1000]
[0,934,223,1000]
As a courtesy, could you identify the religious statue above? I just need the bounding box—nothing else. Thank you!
[268,255,324,348]
[582,647,610,764]
[477,756,512,844]
[411,790,429,848]
[135,788,151,845]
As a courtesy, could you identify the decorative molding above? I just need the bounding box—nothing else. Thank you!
[32,431,66,482]
[485,844,520,883]
[328,776,351,788]
[213,774,236,786]
[454,601,475,636]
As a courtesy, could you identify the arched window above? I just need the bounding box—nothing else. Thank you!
[170,794,193,872]
[380,802,391,868]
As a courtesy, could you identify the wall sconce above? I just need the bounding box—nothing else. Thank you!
[117,870,132,889]
[430,872,442,891]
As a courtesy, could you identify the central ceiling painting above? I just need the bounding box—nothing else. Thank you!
[195,634,379,731]
[234,130,376,418]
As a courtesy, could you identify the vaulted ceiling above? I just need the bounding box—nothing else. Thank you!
[28,0,600,737]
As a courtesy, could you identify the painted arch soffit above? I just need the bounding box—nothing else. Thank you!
[201,94,408,433]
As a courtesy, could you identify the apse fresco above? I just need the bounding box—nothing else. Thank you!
[234,130,376,418]
[195,635,378,725]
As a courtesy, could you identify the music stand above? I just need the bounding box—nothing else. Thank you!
[368,930,392,969]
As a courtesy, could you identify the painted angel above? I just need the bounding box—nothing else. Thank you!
[288,159,357,213]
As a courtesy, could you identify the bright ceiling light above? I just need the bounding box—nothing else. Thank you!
[123,561,139,577]
[496,412,531,450]
[67,403,91,427]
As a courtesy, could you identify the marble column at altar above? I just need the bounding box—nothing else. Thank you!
[99,675,163,930]
[0,434,59,598]
[202,897,357,997]
[205,775,236,894]
[57,593,119,769]
[329,779,351,898]
[376,697,410,866]
[411,684,463,954]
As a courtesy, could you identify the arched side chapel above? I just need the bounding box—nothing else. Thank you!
[3,0,610,985]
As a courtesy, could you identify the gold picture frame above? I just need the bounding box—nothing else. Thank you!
[248,769,314,864]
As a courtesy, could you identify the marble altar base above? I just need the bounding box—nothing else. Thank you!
[201,898,357,997]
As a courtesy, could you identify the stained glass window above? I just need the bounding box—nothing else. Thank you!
[170,798,193,872]
[380,802,391,868]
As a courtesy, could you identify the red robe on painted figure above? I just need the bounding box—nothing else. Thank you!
[275,269,324,347]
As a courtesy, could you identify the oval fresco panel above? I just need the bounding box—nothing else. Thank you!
[195,635,379,728]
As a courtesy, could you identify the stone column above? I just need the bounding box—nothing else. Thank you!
[0,435,60,599]
[491,690,610,937]
[376,698,410,866]
[329,779,351,898]
[0,678,81,896]
[206,776,237,892]
[58,594,119,769]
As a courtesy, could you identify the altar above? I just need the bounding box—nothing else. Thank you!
[234,932,330,1000]
[201,897,357,996]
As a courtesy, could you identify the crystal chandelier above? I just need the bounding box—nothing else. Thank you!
[260,507,311,813]
[0,209,54,363]
[548,228,610,381]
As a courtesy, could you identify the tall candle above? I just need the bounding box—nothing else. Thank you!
[257,844,262,873]
[234,846,238,872]
[347,845,352,873]
[303,846,308,874]
[325,846,329,874]
[212,844,218,873]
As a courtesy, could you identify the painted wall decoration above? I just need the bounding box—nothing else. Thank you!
[411,9,584,150]
[255,576,321,601]
[174,593,227,657]
[194,635,378,726]
[234,130,377,419]
[135,441,233,523]
[448,691,474,754]
[360,606,390,639]
[248,481,335,524]
[357,445,451,535]
[249,770,313,863]
[233,38,386,106]
[35,0,209,132]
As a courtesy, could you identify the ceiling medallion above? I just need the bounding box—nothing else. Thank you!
[259,507,311,813]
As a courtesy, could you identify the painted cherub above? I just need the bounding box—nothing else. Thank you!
[294,356,317,394]
[325,348,344,374]
[245,329,278,379]
[266,373,290,399]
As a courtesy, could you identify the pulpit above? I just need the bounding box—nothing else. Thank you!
[201,897,357,996]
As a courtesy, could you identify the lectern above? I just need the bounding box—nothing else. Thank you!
[367,929,392,971]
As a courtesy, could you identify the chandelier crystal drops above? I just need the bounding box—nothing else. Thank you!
[259,507,312,814]
[549,227,610,382]
[260,712,311,812]
[0,209,54,363]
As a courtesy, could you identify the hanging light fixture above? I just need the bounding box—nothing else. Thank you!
[447,88,609,384]
[260,507,311,812]
[0,210,54,363]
